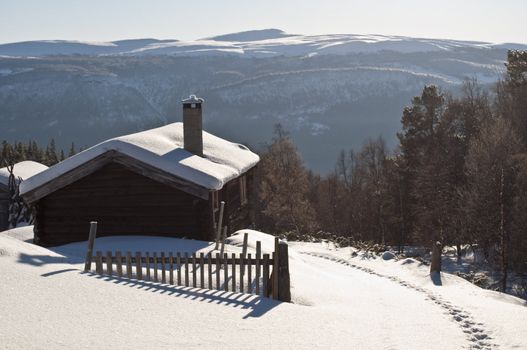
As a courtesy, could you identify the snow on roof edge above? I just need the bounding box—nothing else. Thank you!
[0,161,48,187]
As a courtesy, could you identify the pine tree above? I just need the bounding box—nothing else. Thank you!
[498,50,527,145]
[45,138,59,165]
[68,142,76,157]
[30,140,43,163]
[397,86,446,245]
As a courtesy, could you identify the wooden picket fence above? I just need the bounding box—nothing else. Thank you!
[83,222,291,302]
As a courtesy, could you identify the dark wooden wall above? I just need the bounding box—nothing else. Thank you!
[34,163,214,246]
[219,168,255,233]
[0,188,9,231]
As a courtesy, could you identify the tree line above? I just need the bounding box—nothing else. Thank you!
[0,139,79,167]
[253,50,527,292]
[0,139,80,227]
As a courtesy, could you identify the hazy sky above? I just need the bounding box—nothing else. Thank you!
[1,0,526,44]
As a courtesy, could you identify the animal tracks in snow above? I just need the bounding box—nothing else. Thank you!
[300,252,497,350]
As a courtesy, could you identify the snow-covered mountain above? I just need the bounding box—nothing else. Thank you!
[0,30,520,173]
[1,29,525,58]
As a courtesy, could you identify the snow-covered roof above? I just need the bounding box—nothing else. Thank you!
[0,161,48,188]
[20,123,259,197]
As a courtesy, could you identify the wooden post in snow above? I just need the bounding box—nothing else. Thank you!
[219,226,227,257]
[83,221,98,272]
[241,232,249,257]
[214,201,225,250]
[255,241,261,295]
[262,254,270,297]
[115,251,123,277]
[277,241,291,302]
[272,236,280,300]
[430,241,442,274]
[240,232,248,279]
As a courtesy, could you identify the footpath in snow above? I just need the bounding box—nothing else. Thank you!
[1,227,526,349]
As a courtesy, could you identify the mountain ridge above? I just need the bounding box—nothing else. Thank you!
[1,29,526,58]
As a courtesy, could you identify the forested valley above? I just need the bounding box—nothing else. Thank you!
[253,51,527,295]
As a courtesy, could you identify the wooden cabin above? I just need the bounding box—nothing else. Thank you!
[20,96,260,246]
[0,161,48,231]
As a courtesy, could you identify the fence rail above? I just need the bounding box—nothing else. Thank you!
[84,222,291,301]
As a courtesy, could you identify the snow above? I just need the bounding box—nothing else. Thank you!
[1,226,526,349]
[129,33,502,57]
[2,30,525,58]
[20,123,259,195]
[182,94,204,104]
[0,160,48,187]
[381,250,396,260]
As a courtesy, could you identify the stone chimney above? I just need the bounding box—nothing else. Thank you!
[182,95,204,157]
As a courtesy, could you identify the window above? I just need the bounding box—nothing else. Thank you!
[239,175,247,205]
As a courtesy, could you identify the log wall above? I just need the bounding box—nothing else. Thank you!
[219,168,255,233]
[0,188,9,231]
[34,163,213,246]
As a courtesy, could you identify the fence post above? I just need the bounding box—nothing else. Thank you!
[240,232,248,279]
[192,253,197,287]
[215,253,220,289]
[241,232,248,257]
[223,253,229,292]
[430,241,442,274]
[115,251,123,277]
[239,253,245,293]
[199,253,205,288]
[277,242,291,302]
[161,252,166,284]
[136,252,142,280]
[263,254,270,297]
[272,236,280,300]
[106,251,113,276]
[169,253,174,285]
[231,253,236,292]
[145,252,151,281]
[95,251,103,274]
[153,252,158,282]
[215,201,225,250]
[219,226,227,257]
[184,253,189,287]
[255,241,261,295]
[126,252,132,278]
[83,221,98,272]
[207,254,213,289]
[247,253,252,294]
[176,253,182,286]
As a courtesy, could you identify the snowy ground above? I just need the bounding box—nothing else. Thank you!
[1,227,526,349]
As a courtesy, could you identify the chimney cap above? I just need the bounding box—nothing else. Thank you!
[182,94,204,104]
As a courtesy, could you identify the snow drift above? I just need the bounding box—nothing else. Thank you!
[1,227,526,349]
